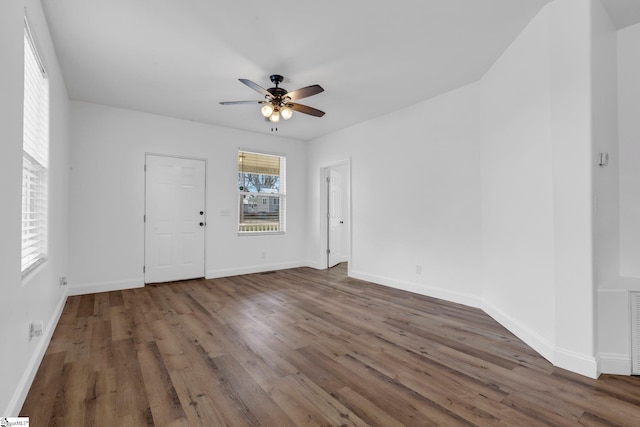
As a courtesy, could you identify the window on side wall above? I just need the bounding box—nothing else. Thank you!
[238,151,285,234]
[22,17,49,275]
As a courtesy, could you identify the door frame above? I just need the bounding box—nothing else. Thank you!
[144,153,208,284]
[320,159,351,271]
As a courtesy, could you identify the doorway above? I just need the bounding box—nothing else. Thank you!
[323,161,350,269]
[144,154,206,283]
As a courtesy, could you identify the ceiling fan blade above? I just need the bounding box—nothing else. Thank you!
[239,79,272,98]
[289,103,325,117]
[219,100,265,105]
[284,84,324,101]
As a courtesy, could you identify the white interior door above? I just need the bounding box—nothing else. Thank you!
[145,155,206,283]
[328,165,347,268]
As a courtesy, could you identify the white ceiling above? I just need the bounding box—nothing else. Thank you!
[601,0,640,30]
[41,0,638,141]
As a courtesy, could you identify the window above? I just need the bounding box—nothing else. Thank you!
[238,151,285,233]
[22,18,49,275]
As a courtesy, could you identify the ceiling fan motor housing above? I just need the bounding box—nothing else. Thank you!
[267,87,289,103]
[270,74,284,85]
[268,75,288,104]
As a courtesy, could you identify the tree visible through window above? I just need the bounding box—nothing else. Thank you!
[238,151,285,233]
[22,17,49,274]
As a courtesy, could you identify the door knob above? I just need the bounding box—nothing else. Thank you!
[200,211,204,215]
[199,222,205,226]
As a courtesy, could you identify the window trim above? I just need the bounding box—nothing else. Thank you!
[22,14,49,277]
[237,150,286,236]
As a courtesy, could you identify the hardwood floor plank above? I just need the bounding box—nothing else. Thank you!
[64,316,93,364]
[19,351,66,425]
[500,393,580,426]
[269,379,338,427]
[212,353,297,426]
[228,326,299,391]
[272,373,369,427]
[108,290,125,307]
[84,367,118,427]
[110,304,134,342]
[112,338,154,425]
[339,351,478,426]
[168,368,230,426]
[89,317,113,372]
[334,386,408,427]
[345,341,503,426]
[136,341,188,426]
[46,320,75,355]
[93,292,110,319]
[77,294,96,318]
[577,411,625,426]
[62,361,92,426]
[296,345,450,426]
[21,263,640,426]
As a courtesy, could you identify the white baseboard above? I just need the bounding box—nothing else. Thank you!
[597,352,631,376]
[474,300,598,379]
[349,269,483,309]
[481,301,556,364]
[5,290,68,416]
[554,347,599,379]
[68,278,144,296]
[206,261,308,279]
[305,261,326,270]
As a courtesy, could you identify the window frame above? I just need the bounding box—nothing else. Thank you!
[237,150,286,236]
[22,15,49,276]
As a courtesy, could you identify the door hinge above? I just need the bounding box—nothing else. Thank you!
[143,214,146,222]
[143,266,146,273]
[144,164,147,172]
[326,249,331,254]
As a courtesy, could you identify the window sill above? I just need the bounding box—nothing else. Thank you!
[21,258,48,287]
[237,231,285,237]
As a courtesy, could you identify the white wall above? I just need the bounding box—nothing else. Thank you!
[618,22,640,279]
[547,0,596,377]
[0,0,70,415]
[590,0,623,374]
[479,4,556,361]
[479,0,597,376]
[307,83,483,308]
[591,0,619,288]
[69,101,308,293]
[595,15,640,375]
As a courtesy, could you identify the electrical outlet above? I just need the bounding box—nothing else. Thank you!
[59,276,68,287]
[29,320,43,341]
[261,251,267,259]
[415,265,422,275]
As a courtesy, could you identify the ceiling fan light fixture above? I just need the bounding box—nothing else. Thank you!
[280,106,293,120]
[269,110,280,122]
[261,104,274,118]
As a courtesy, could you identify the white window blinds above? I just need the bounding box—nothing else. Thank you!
[22,17,49,274]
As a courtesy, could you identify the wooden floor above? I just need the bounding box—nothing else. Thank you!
[21,264,640,426]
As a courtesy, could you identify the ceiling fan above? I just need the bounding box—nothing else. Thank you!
[220,74,325,123]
